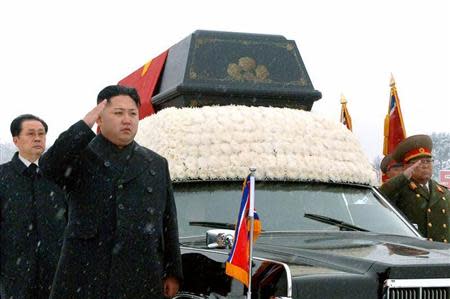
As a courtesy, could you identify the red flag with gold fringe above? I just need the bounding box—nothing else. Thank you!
[383,74,406,155]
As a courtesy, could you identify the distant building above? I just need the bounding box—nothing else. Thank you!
[440,169,450,188]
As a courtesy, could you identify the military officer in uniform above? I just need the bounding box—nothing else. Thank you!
[380,154,403,183]
[380,134,450,243]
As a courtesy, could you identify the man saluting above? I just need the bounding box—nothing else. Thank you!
[380,134,450,243]
[42,85,182,298]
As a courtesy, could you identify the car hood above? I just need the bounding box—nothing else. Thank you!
[252,232,450,277]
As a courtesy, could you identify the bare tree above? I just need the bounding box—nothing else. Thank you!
[0,142,16,164]
[372,155,383,183]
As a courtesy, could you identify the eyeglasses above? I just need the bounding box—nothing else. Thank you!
[420,158,434,164]
[409,158,434,165]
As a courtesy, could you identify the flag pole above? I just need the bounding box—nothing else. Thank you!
[247,167,256,299]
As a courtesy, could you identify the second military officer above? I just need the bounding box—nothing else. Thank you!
[380,154,403,183]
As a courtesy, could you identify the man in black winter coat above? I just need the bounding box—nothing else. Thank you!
[0,114,66,299]
[42,85,182,299]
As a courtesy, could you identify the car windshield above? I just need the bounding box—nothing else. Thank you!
[173,181,418,238]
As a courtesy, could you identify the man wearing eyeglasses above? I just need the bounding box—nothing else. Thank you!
[380,134,450,243]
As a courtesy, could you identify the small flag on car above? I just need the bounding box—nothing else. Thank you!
[225,171,261,290]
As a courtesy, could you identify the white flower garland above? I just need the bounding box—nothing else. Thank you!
[135,105,378,185]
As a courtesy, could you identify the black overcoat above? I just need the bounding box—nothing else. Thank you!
[0,153,66,299]
[41,121,183,299]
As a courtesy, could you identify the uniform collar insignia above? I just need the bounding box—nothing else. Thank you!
[409,181,418,190]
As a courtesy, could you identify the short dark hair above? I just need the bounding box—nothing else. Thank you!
[97,85,140,107]
[10,114,48,137]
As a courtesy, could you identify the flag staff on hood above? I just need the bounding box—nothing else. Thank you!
[247,167,256,299]
[225,167,261,298]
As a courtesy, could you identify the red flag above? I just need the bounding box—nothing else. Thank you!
[118,50,169,119]
[340,94,352,131]
[225,175,261,287]
[383,75,406,155]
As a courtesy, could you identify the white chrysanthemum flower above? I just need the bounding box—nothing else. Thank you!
[135,105,377,185]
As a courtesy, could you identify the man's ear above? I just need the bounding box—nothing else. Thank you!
[96,115,103,134]
[96,114,102,127]
[12,136,18,146]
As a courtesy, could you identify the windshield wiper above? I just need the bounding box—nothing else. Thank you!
[304,213,369,232]
[189,221,236,230]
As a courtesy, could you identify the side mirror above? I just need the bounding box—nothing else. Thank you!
[206,229,234,249]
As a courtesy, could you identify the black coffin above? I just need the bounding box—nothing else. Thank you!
[152,30,322,111]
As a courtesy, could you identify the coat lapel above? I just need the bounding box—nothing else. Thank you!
[11,152,43,178]
[86,137,116,177]
[11,152,27,175]
[87,135,153,184]
[428,180,440,207]
[119,144,153,184]
[416,184,430,201]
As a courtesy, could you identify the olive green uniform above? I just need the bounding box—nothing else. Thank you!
[380,174,450,243]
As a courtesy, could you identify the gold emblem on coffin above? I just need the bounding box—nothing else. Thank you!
[227,57,270,83]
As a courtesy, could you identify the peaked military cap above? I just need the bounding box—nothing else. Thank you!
[392,134,433,163]
[380,154,402,173]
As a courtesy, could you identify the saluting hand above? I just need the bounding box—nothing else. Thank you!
[403,160,421,179]
[82,99,107,128]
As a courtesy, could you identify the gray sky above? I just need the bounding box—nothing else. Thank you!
[1,0,449,161]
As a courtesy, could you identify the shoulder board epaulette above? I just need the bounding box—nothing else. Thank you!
[409,181,417,191]
[436,184,448,193]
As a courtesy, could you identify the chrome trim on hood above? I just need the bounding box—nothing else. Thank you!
[384,278,450,299]
[385,278,450,288]
[180,246,293,298]
[257,257,292,298]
